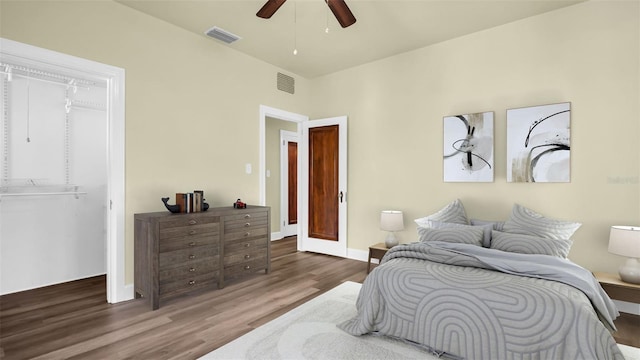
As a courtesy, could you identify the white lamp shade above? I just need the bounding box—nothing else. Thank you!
[608,226,640,258]
[380,211,404,232]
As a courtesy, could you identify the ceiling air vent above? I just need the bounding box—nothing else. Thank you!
[205,26,241,44]
[277,72,295,94]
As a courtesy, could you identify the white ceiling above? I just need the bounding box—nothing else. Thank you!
[116,0,584,79]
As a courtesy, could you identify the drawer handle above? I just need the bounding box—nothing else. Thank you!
[189,254,196,259]
[244,254,251,259]
[189,230,197,235]
[189,242,197,247]
[244,243,251,248]
[188,280,196,285]
[189,267,196,272]
[244,214,251,219]
[244,222,251,227]
[244,232,251,237]
[188,219,197,225]
[244,265,251,270]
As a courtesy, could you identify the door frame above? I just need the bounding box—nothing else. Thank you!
[259,105,307,250]
[0,38,127,303]
[280,130,298,238]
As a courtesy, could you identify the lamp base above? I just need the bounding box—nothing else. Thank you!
[618,258,640,284]
[384,232,398,248]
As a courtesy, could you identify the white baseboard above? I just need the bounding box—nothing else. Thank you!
[347,247,369,263]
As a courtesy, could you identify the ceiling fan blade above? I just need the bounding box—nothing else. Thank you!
[256,0,287,19]
[326,0,356,28]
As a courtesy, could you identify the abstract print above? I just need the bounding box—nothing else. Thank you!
[507,103,571,182]
[443,112,494,182]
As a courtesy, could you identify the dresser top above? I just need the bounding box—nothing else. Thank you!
[135,205,270,219]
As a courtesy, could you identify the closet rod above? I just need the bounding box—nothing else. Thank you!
[0,62,106,88]
[0,70,94,90]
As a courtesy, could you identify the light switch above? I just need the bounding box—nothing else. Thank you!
[266,170,271,177]
[245,163,252,174]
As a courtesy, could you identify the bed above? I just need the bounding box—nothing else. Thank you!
[338,200,624,360]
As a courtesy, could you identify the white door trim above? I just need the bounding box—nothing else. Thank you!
[259,105,307,250]
[0,38,128,303]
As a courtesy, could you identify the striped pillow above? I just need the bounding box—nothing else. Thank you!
[414,199,469,228]
[491,230,573,258]
[502,204,581,240]
[418,226,484,247]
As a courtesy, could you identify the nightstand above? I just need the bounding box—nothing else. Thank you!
[594,272,640,303]
[367,243,389,274]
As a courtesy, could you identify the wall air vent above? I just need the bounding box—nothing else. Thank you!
[277,72,295,94]
[204,26,241,44]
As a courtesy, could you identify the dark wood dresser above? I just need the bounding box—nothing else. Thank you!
[134,206,270,310]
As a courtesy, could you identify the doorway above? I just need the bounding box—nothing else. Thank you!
[0,38,126,303]
[259,106,347,257]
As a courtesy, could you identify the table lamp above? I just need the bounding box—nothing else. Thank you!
[381,210,404,248]
[608,225,640,284]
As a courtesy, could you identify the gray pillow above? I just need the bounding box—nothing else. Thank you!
[502,204,581,240]
[490,230,573,258]
[417,226,484,247]
[431,220,493,247]
[414,199,468,228]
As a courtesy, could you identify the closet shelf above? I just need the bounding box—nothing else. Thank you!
[0,185,86,199]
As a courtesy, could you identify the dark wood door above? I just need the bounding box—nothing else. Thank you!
[287,142,298,225]
[308,125,339,241]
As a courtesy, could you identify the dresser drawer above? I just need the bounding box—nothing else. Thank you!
[224,237,268,253]
[160,233,219,253]
[224,217,268,234]
[223,227,268,242]
[224,258,269,280]
[159,215,219,229]
[159,273,218,296]
[159,244,219,267]
[224,251,267,266]
[224,211,268,222]
[160,222,219,240]
[159,258,219,283]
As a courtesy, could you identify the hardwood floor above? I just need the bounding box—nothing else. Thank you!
[1,237,638,359]
[0,237,367,359]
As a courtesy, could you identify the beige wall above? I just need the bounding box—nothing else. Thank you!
[0,0,311,284]
[309,0,639,273]
[2,0,638,285]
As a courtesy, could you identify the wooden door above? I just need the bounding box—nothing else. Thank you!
[308,126,339,240]
[300,116,347,257]
[287,142,297,225]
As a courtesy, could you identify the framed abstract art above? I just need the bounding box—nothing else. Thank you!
[443,111,494,182]
[507,102,571,183]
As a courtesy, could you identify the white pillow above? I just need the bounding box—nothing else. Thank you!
[418,226,484,247]
[414,199,468,228]
[491,230,573,258]
[502,204,581,240]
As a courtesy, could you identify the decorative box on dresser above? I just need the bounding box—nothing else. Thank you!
[135,205,270,310]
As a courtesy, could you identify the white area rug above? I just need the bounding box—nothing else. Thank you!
[200,281,640,360]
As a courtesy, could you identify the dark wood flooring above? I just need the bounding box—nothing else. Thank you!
[0,237,638,359]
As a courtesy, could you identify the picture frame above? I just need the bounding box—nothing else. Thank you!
[506,102,571,183]
[443,111,494,182]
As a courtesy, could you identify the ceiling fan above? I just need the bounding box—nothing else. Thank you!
[256,0,357,28]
